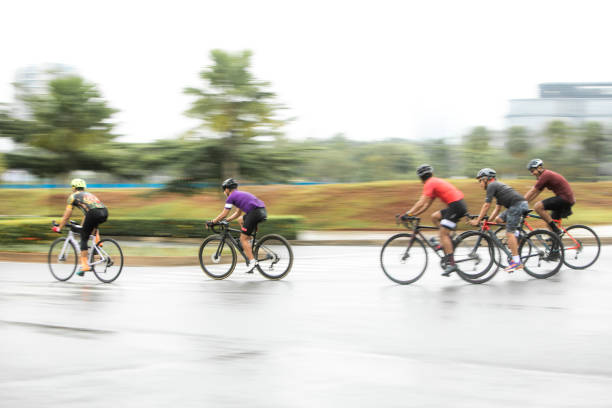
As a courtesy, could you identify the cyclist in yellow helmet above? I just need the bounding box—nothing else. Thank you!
[53,179,108,275]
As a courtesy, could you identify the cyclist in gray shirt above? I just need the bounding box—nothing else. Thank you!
[470,168,528,273]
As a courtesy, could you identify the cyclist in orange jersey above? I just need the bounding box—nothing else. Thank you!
[402,164,468,276]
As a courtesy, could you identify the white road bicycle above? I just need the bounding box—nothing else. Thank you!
[48,220,124,283]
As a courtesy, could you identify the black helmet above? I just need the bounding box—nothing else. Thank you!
[476,168,496,180]
[416,164,433,178]
[221,178,238,190]
[526,158,543,170]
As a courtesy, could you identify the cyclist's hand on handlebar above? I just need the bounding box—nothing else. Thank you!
[205,220,215,229]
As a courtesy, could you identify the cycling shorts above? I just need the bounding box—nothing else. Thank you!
[80,208,108,250]
[440,199,468,230]
[542,196,573,220]
[242,207,267,236]
[499,201,529,233]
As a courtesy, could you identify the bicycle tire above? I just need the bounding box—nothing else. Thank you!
[561,225,601,270]
[92,238,124,283]
[520,229,564,279]
[199,235,237,279]
[453,231,497,284]
[380,233,428,285]
[48,238,78,281]
[254,234,293,280]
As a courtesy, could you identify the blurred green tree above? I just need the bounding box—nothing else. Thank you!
[184,49,287,180]
[505,126,530,158]
[0,75,118,176]
[461,126,493,178]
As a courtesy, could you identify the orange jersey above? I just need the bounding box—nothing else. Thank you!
[422,177,464,204]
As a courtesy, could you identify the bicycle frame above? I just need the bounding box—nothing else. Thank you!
[399,218,445,260]
[210,223,258,263]
[522,214,583,252]
[54,224,110,267]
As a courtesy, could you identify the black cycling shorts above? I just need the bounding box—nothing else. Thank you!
[440,199,468,230]
[80,208,108,250]
[241,207,267,236]
[542,196,573,220]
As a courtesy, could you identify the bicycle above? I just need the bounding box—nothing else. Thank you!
[380,215,496,285]
[199,220,293,280]
[493,213,600,270]
[464,212,564,279]
[48,220,124,283]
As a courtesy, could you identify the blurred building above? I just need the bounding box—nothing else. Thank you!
[12,63,77,119]
[507,83,612,130]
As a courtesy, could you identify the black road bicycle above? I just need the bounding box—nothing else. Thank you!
[199,220,293,280]
[463,212,564,281]
[380,216,496,285]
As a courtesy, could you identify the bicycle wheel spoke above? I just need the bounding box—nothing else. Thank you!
[199,236,236,279]
[48,238,78,281]
[520,229,563,279]
[453,231,497,284]
[380,234,427,285]
[255,234,293,280]
[561,225,601,269]
[93,239,124,283]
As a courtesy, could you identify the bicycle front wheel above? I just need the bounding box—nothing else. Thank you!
[48,238,78,281]
[380,233,428,285]
[520,229,564,279]
[254,234,293,280]
[453,231,497,284]
[561,225,601,270]
[199,235,237,279]
[92,238,124,283]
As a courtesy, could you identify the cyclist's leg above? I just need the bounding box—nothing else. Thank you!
[79,214,96,272]
[439,199,467,274]
[241,208,267,267]
[538,197,568,234]
[93,208,108,245]
[503,201,528,272]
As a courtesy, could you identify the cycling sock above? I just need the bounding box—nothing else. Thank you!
[512,255,520,263]
[447,254,455,265]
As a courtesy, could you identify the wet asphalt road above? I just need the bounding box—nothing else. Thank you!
[1,246,612,407]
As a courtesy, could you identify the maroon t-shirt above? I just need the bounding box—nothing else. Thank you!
[534,169,575,204]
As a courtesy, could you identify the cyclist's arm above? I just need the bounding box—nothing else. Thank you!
[226,209,243,222]
[489,204,503,222]
[406,195,434,216]
[212,208,231,223]
[58,205,73,230]
[524,186,540,202]
[470,202,491,225]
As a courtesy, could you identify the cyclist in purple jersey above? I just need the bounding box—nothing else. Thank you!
[208,178,267,273]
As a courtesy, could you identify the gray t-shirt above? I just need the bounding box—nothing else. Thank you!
[485,181,525,208]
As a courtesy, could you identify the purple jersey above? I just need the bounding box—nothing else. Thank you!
[224,190,265,213]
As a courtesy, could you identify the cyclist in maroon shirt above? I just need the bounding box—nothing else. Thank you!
[524,159,575,234]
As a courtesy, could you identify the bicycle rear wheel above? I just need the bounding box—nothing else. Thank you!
[92,238,124,283]
[199,235,237,279]
[520,229,564,279]
[453,231,497,284]
[48,238,78,281]
[254,234,293,280]
[380,233,428,285]
[560,225,601,269]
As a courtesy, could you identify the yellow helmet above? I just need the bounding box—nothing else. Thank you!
[70,178,87,189]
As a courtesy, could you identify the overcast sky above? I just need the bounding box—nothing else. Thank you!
[2,0,612,144]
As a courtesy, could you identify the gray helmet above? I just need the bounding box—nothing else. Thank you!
[476,168,496,180]
[416,164,433,178]
[526,158,543,170]
[221,178,238,190]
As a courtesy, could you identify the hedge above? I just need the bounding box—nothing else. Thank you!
[0,216,304,244]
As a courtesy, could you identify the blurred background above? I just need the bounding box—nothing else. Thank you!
[2,0,612,234]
